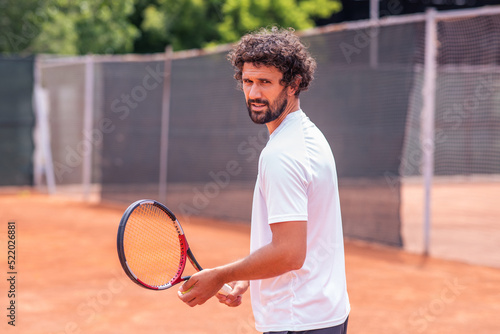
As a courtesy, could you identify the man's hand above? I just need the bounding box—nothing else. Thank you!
[216,280,249,307]
[177,268,225,307]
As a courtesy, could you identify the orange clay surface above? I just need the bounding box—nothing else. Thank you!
[0,192,499,334]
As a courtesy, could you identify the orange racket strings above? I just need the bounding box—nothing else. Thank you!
[123,203,183,287]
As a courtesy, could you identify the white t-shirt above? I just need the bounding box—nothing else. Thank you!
[250,109,350,332]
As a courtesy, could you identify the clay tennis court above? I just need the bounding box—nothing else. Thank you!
[1,191,499,334]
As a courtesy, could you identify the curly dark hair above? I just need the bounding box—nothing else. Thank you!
[227,27,316,96]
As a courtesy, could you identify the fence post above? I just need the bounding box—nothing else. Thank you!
[422,8,437,256]
[159,46,173,203]
[369,0,379,69]
[82,54,94,201]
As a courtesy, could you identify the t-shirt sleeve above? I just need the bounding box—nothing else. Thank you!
[260,153,309,224]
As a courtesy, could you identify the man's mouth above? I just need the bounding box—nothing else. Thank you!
[249,101,268,111]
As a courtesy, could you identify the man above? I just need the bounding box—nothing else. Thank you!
[178,27,350,334]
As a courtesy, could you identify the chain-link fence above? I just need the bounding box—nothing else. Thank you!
[28,6,500,263]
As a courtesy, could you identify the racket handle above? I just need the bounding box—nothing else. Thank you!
[219,283,232,295]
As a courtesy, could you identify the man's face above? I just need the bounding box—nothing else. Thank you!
[242,63,288,124]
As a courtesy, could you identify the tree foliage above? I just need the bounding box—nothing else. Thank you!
[31,0,140,54]
[1,0,139,54]
[217,0,342,44]
[131,0,224,53]
[0,0,41,54]
[0,0,341,55]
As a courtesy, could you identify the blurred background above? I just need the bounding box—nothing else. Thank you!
[1,0,500,265]
[1,1,500,333]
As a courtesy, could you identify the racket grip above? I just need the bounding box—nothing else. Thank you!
[219,283,232,295]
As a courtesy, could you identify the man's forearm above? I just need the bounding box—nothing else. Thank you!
[215,221,307,283]
[215,244,296,283]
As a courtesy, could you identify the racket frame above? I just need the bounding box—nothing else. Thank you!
[117,199,192,290]
[117,199,232,295]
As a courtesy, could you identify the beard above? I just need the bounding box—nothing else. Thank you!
[246,88,288,124]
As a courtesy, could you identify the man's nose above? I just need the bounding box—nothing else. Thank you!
[248,83,262,100]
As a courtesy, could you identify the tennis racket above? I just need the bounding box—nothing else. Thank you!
[117,199,232,294]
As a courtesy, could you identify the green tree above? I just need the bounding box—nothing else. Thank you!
[31,0,140,54]
[132,0,225,52]
[217,0,342,43]
[0,0,139,55]
[1,0,341,55]
[0,0,41,54]
[133,0,341,52]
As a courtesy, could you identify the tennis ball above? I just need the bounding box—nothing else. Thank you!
[181,286,193,295]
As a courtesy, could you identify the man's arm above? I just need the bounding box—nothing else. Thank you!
[178,220,307,307]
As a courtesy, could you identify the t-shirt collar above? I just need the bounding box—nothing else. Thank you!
[269,109,303,140]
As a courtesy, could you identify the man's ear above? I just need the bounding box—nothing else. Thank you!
[288,76,302,96]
